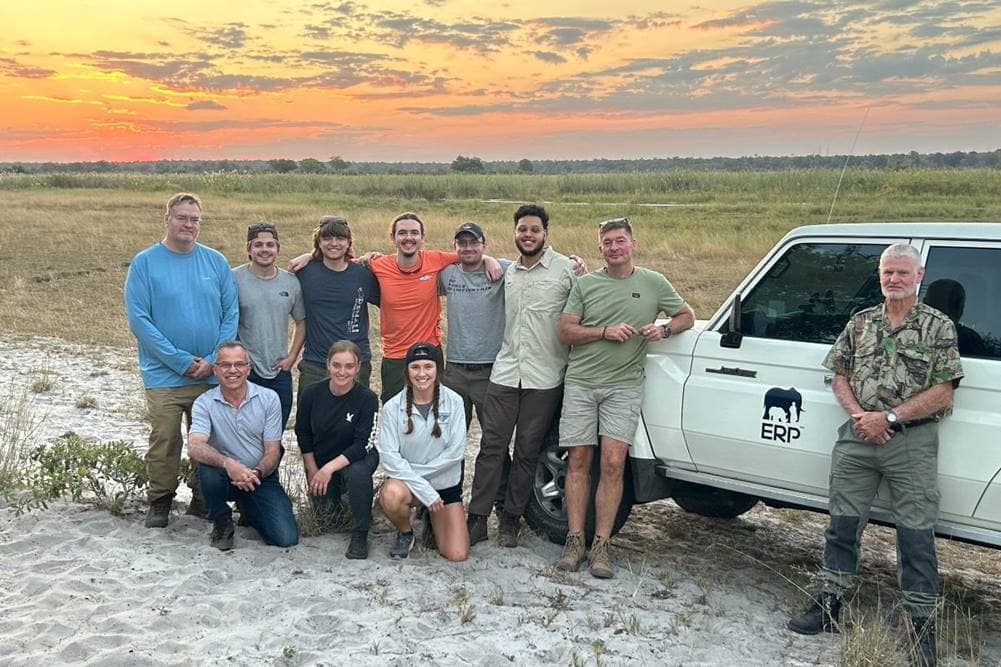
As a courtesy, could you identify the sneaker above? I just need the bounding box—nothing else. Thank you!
[787,592,842,635]
[467,513,488,546]
[345,531,369,560]
[390,531,415,559]
[185,493,208,520]
[144,494,173,528]
[554,532,586,572]
[210,516,235,551]
[588,535,614,579]
[498,512,520,548]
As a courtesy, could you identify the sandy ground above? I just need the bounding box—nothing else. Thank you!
[1,334,999,666]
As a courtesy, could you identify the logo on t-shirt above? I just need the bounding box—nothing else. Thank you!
[346,412,354,422]
[419,274,433,281]
[632,292,640,298]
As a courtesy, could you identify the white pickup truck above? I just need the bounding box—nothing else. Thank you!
[526,222,1001,548]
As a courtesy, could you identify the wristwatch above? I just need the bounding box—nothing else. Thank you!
[885,410,898,425]
[252,467,264,480]
[661,323,672,339]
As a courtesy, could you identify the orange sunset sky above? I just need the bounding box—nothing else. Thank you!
[3,0,999,162]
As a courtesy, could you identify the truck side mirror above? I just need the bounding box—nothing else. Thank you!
[720,294,743,348]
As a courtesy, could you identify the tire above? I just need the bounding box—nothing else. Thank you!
[671,481,758,519]
[524,423,634,545]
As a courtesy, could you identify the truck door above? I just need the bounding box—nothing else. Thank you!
[919,242,1001,526]
[682,240,889,495]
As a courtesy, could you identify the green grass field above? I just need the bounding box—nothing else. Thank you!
[1,168,998,348]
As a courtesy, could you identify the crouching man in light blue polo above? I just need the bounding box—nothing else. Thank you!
[187,341,299,550]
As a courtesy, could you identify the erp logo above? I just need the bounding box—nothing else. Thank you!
[761,387,803,443]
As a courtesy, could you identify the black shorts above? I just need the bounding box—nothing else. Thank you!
[436,483,463,505]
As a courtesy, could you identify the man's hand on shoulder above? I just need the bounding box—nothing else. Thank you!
[568,254,588,276]
[484,256,503,281]
[287,253,313,273]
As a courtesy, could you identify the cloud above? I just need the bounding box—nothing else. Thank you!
[0,56,55,79]
[186,100,227,111]
[533,51,567,64]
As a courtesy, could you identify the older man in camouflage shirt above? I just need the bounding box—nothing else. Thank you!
[788,243,963,666]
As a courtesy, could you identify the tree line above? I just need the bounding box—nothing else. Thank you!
[3,150,999,174]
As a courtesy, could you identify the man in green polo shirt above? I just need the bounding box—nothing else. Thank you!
[554,217,694,578]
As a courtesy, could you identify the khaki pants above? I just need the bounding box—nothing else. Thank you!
[144,384,212,501]
[442,362,493,430]
[820,419,941,617]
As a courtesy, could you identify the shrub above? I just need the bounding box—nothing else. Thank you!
[10,433,148,515]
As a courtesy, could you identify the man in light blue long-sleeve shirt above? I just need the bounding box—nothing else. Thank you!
[124,192,238,528]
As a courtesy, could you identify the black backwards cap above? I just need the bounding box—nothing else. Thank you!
[405,342,443,367]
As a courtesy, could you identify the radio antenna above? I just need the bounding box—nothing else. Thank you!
[827,107,870,224]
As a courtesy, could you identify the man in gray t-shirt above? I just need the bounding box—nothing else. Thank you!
[440,221,511,429]
[233,222,306,429]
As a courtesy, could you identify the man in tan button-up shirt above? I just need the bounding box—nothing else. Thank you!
[467,204,576,547]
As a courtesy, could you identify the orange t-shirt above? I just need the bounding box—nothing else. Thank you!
[369,250,458,358]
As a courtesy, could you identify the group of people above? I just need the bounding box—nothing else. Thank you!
[124,193,693,574]
[125,192,960,664]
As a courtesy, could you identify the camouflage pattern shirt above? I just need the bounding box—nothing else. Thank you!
[823,302,964,416]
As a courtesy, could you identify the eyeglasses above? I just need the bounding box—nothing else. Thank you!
[215,362,250,370]
[456,239,482,248]
[172,214,201,225]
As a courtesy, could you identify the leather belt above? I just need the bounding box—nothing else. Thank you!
[449,362,493,371]
[890,417,937,432]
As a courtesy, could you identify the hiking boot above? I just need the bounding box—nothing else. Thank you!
[144,494,173,528]
[185,492,208,520]
[345,531,369,560]
[787,592,842,635]
[389,531,415,559]
[467,513,488,546]
[911,616,937,667]
[554,532,586,572]
[588,535,614,579]
[210,516,235,551]
[498,512,520,548]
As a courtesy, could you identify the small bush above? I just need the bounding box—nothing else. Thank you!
[11,432,147,515]
[75,395,98,409]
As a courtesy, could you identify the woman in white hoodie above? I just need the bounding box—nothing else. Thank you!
[377,342,469,561]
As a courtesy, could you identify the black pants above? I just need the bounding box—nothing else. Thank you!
[311,448,380,532]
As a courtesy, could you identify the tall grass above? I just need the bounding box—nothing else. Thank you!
[0,383,41,491]
[2,169,998,202]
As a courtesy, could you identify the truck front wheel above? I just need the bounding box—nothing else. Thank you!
[671,481,758,519]
[524,428,634,545]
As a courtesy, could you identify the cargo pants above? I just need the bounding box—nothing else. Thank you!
[820,419,941,618]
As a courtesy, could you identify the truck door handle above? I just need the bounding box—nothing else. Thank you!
[824,375,833,385]
[706,366,757,378]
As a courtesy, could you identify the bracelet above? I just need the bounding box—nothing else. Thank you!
[252,467,264,480]
[601,326,607,340]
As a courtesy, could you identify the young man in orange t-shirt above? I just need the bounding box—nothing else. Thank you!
[372,212,502,403]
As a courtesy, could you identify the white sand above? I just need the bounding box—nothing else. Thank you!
[1,334,997,665]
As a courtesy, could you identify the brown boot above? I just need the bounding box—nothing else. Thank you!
[498,512,520,548]
[145,493,173,528]
[588,535,614,579]
[554,532,586,572]
[467,513,488,546]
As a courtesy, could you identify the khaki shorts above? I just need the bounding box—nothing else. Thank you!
[558,383,643,447]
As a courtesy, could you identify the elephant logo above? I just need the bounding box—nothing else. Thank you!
[762,387,804,423]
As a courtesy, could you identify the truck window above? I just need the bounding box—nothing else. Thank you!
[921,246,1001,360]
[726,243,886,345]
